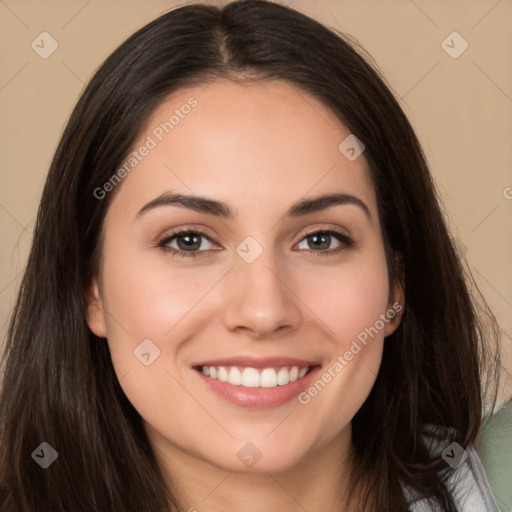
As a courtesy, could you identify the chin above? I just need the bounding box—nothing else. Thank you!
[205,435,315,474]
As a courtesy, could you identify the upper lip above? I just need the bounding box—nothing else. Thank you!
[192,355,320,369]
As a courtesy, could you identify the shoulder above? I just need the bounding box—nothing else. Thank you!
[403,425,502,512]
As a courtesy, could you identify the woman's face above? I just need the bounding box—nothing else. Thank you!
[87,79,403,475]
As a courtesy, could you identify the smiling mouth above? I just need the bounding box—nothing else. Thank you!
[195,365,313,388]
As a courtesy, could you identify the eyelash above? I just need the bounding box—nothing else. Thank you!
[157,227,354,260]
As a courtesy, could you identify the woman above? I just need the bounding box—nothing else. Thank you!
[0,1,503,510]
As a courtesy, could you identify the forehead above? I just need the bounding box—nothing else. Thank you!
[110,78,377,220]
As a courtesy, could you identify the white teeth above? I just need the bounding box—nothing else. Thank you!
[277,367,290,385]
[228,367,242,385]
[200,365,311,388]
[260,368,277,387]
[242,367,260,387]
[217,366,228,382]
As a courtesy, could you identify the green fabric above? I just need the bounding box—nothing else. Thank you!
[477,399,512,512]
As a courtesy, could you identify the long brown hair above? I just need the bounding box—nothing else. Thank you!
[0,1,502,510]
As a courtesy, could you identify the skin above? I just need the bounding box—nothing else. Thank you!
[87,79,404,512]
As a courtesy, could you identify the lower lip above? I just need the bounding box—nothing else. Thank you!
[194,366,321,409]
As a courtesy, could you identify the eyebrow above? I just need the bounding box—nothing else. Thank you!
[135,191,371,220]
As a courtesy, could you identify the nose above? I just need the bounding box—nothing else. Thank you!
[222,249,302,339]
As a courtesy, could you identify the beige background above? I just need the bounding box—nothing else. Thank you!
[1,0,511,407]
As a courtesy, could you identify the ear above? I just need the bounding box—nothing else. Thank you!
[384,252,405,337]
[86,278,107,338]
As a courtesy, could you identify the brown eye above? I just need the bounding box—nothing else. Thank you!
[296,230,353,255]
[158,229,218,259]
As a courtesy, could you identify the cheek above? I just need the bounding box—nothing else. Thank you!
[98,252,215,433]
[291,248,390,439]
[97,231,222,403]
[100,236,214,343]
[301,249,390,344]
